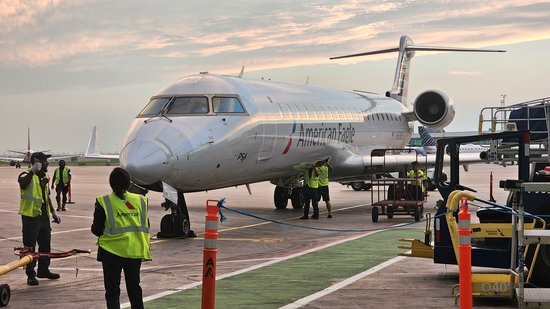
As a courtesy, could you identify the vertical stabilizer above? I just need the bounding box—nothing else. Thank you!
[85,126,98,156]
[330,35,505,106]
[27,127,31,151]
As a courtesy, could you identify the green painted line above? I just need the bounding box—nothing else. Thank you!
[145,228,424,309]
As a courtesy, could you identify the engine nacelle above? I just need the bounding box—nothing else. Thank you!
[413,90,455,129]
[9,160,16,166]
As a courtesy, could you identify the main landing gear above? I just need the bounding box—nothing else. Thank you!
[158,191,196,239]
[273,186,304,210]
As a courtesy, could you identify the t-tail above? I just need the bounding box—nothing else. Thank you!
[330,35,505,106]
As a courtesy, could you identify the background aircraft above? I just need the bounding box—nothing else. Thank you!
[417,126,489,155]
[108,35,503,238]
[0,127,74,168]
[84,126,121,160]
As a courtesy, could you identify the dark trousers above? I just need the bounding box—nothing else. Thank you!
[102,254,143,309]
[21,214,52,277]
[55,185,69,205]
[303,186,319,217]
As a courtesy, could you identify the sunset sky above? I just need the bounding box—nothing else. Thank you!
[1,0,549,153]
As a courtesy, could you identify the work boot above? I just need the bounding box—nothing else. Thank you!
[327,214,333,218]
[37,271,60,280]
[27,276,39,286]
[310,215,319,219]
[56,206,61,211]
[61,203,66,211]
[299,216,309,220]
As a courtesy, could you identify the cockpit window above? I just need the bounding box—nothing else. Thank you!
[139,97,171,116]
[213,97,245,113]
[166,97,209,114]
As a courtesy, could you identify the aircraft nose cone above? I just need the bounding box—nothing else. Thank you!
[121,141,169,185]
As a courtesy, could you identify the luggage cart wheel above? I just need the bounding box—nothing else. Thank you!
[0,284,10,307]
[414,207,421,222]
[372,207,379,223]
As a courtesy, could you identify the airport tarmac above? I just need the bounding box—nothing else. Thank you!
[0,163,519,308]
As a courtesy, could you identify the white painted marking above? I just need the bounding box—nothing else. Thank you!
[134,227,388,307]
[279,255,407,309]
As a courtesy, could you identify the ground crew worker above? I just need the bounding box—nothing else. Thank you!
[316,159,333,218]
[300,165,320,220]
[19,152,61,286]
[91,167,150,309]
[407,161,427,200]
[51,159,71,211]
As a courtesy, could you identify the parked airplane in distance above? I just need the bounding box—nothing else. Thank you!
[418,126,489,155]
[0,127,75,168]
[93,35,504,237]
[84,126,120,160]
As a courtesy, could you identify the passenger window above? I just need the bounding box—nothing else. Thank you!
[213,97,245,113]
[167,97,208,114]
[139,97,171,116]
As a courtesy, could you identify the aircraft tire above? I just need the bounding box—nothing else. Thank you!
[0,284,10,307]
[274,186,289,209]
[350,182,364,191]
[174,214,190,238]
[160,215,172,233]
[362,183,372,191]
[290,188,303,209]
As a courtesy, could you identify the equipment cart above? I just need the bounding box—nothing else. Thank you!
[370,148,427,222]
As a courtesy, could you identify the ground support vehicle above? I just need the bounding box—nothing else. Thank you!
[370,148,427,222]
[400,130,550,303]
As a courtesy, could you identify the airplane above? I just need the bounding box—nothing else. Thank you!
[417,126,489,155]
[90,35,504,238]
[0,127,74,168]
[84,126,121,161]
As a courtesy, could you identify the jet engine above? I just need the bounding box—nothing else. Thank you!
[9,160,16,166]
[413,90,455,129]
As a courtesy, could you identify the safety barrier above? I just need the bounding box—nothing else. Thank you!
[202,199,220,309]
[458,197,472,309]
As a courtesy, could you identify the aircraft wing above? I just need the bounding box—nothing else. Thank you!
[49,155,79,162]
[0,156,25,163]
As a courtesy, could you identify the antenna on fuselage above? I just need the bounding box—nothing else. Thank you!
[305,76,309,86]
[238,66,245,78]
[330,35,505,106]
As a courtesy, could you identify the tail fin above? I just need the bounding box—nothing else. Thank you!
[85,126,98,156]
[27,127,31,151]
[418,126,437,154]
[418,126,436,147]
[330,35,505,105]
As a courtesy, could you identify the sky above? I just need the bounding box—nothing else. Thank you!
[1,0,550,154]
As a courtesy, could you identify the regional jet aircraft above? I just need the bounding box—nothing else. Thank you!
[89,35,504,237]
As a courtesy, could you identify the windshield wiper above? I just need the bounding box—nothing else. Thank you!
[144,111,172,123]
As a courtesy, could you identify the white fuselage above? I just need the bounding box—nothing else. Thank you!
[120,73,412,192]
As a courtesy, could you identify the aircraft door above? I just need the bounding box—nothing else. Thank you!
[257,98,278,161]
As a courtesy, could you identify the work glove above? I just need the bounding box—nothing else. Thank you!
[30,162,42,173]
[51,210,61,224]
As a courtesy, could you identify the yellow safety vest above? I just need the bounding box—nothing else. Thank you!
[19,171,50,217]
[304,168,320,189]
[318,165,329,186]
[407,169,426,191]
[96,192,151,260]
[54,167,71,185]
